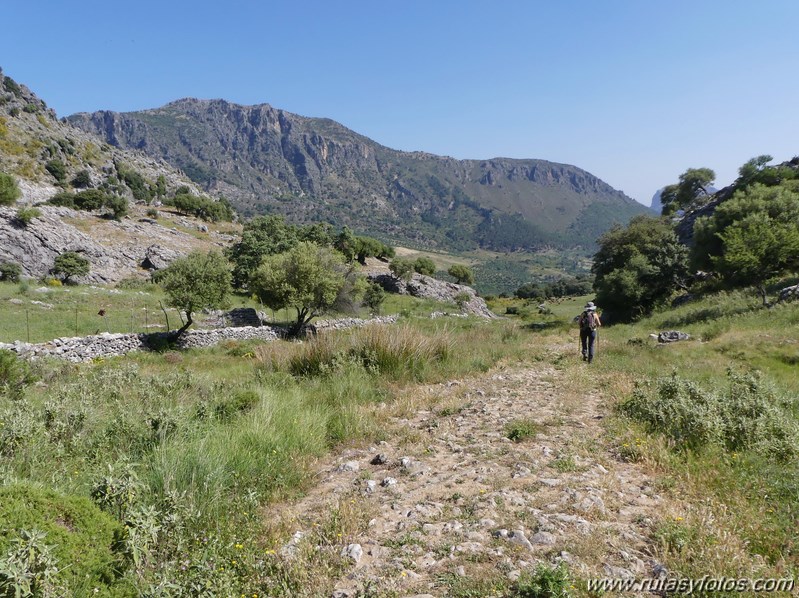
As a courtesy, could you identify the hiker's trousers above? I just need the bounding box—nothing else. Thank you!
[580,329,597,363]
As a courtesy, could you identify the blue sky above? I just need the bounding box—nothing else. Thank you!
[2,1,797,205]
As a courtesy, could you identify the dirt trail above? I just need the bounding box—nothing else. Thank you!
[267,357,672,597]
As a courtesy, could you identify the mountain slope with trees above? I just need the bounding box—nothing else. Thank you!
[67,98,648,251]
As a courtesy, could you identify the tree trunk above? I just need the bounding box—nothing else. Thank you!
[758,285,768,306]
[176,310,193,337]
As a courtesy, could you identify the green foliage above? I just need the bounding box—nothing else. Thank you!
[47,191,76,208]
[620,371,799,460]
[592,215,688,322]
[0,173,21,206]
[228,215,302,287]
[413,256,436,276]
[0,263,22,283]
[2,77,21,96]
[117,166,151,202]
[252,242,346,334]
[389,258,415,282]
[71,169,92,189]
[362,282,386,314]
[0,484,126,595]
[354,235,393,264]
[0,349,35,399]
[156,251,231,333]
[454,291,471,309]
[104,195,129,220]
[44,159,66,184]
[516,275,592,300]
[170,193,233,222]
[660,167,715,215]
[13,206,40,227]
[504,419,539,443]
[693,183,799,303]
[512,562,573,597]
[145,208,158,219]
[51,252,90,283]
[448,264,474,285]
[74,189,108,211]
[154,175,166,198]
[213,389,260,421]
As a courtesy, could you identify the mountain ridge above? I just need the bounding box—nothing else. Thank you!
[67,98,649,252]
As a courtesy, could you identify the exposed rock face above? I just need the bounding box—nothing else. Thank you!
[0,206,223,284]
[67,98,649,251]
[369,273,495,318]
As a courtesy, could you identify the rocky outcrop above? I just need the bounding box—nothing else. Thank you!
[657,331,690,343]
[0,206,209,284]
[369,273,495,318]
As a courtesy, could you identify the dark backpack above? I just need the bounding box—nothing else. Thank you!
[579,311,597,332]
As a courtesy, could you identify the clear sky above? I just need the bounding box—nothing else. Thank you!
[2,1,797,206]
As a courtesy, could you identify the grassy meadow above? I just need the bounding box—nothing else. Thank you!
[1,277,798,595]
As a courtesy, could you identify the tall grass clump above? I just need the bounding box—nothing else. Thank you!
[620,369,799,460]
[277,324,453,381]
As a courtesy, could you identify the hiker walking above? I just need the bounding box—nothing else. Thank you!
[578,301,601,363]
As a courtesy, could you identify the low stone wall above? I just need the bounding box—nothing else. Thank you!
[0,316,401,363]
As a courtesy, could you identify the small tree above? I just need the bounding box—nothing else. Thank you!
[157,251,232,335]
[413,257,436,276]
[0,262,22,283]
[448,264,474,285]
[251,242,347,335]
[52,252,90,283]
[660,167,716,215]
[362,282,386,315]
[0,172,21,205]
[71,169,92,189]
[104,195,128,220]
[389,258,415,282]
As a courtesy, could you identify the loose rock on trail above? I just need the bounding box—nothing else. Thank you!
[264,350,676,597]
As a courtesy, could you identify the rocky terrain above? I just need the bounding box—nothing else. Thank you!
[263,341,677,597]
[0,68,202,203]
[0,205,233,284]
[67,98,649,251]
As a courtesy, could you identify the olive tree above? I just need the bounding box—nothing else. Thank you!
[157,251,232,335]
[251,242,351,335]
[448,264,474,285]
[51,252,90,283]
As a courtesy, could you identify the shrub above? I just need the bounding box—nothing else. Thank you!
[620,370,799,459]
[73,189,108,211]
[0,173,21,206]
[0,349,35,399]
[504,419,539,443]
[0,483,127,594]
[71,169,92,189]
[454,291,471,310]
[448,264,474,285]
[13,206,40,227]
[413,256,436,276]
[47,191,76,208]
[362,282,386,314]
[0,262,22,283]
[146,208,158,219]
[104,195,128,220]
[513,562,573,597]
[44,159,66,183]
[389,258,415,282]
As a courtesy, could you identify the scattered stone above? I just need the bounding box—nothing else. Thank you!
[341,543,363,563]
[400,457,413,469]
[507,530,534,551]
[779,284,799,302]
[337,461,360,473]
[381,477,397,487]
[365,480,378,494]
[279,531,305,558]
[370,453,388,465]
[657,330,690,343]
[530,531,557,546]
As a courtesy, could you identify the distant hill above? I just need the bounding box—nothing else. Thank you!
[68,98,649,251]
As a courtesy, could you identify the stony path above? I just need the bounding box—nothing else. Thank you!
[266,361,672,597]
